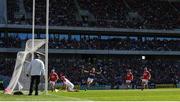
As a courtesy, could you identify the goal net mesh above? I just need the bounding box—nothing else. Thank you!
[4,39,46,94]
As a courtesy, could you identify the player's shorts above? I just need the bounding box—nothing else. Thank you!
[87,78,94,83]
[49,81,56,86]
[142,79,148,85]
[126,80,132,83]
[64,80,74,91]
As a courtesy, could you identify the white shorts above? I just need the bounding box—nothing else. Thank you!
[126,80,132,83]
[64,79,74,91]
[87,78,94,83]
[49,81,56,86]
[142,79,148,85]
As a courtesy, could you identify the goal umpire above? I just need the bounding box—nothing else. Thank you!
[27,53,45,95]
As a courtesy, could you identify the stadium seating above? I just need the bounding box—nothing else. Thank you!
[0,57,15,77]
[6,0,180,29]
[2,0,180,89]
[0,55,179,86]
[0,36,179,51]
[48,37,180,51]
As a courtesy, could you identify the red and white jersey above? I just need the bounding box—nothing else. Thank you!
[60,76,74,90]
[49,72,59,81]
[60,75,67,82]
[126,72,133,81]
[143,71,151,80]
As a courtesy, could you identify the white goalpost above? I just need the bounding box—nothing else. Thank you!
[32,0,49,94]
[4,0,49,95]
[31,0,49,95]
[45,0,49,95]
[32,0,49,95]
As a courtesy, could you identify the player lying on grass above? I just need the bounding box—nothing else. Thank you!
[49,69,59,92]
[141,67,151,91]
[83,67,102,91]
[59,73,78,92]
[125,69,133,89]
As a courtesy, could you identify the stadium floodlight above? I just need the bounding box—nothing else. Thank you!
[142,56,146,60]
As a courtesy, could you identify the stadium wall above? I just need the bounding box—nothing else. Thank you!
[0,48,180,55]
[0,24,180,37]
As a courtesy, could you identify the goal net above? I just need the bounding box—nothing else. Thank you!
[4,39,46,94]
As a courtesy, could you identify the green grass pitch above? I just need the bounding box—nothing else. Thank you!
[0,88,180,101]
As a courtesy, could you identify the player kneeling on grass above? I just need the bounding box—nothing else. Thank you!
[141,67,151,91]
[125,69,133,89]
[49,69,59,92]
[60,74,78,92]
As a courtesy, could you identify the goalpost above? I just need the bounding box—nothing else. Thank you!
[31,0,49,95]
[4,0,49,94]
[45,0,49,95]
[32,0,49,94]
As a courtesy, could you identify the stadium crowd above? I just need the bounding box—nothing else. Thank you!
[7,0,180,29]
[0,55,179,87]
[48,37,180,51]
[3,0,180,90]
[0,36,179,51]
[48,56,180,86]
[0,36,22,48]
[0,57,15,77]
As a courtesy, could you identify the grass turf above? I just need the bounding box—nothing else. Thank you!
[0,88,180,101]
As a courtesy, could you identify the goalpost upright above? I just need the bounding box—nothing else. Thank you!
[45,0,49,95]
[32,0,49,95]
[32,0,35,58]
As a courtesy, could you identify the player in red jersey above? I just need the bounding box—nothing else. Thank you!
[141,67,151,90]
[125,69,133,89]
[49,69,59,92]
